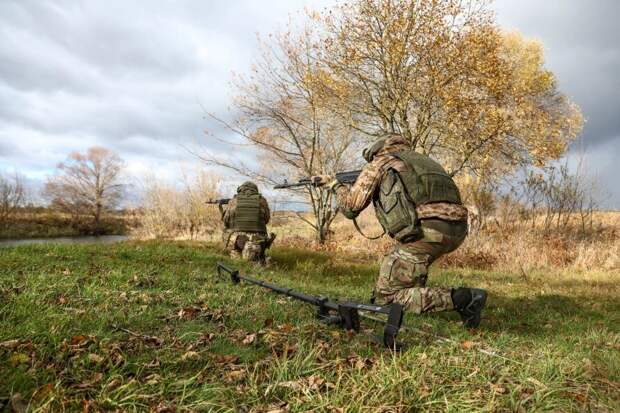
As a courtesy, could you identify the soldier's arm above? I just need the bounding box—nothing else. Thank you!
[338,159,384,219]
[260,196,271,225]
[222,197,237,227]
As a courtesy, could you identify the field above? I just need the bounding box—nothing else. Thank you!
[1,241,618,412]
[0,209,137,240]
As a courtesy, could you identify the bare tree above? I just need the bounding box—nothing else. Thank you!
[44,147,125,234]
[0,172,26,228]
[200,27,364,243]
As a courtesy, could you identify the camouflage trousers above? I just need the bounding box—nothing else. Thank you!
[375,219,468,314]
[224,231,268,262]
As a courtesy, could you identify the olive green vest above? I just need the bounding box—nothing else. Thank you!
[374,150,462,242]
[230,193,267,233]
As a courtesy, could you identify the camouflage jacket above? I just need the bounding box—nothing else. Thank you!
[337,154,468,222]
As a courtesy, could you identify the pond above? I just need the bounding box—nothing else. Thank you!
[0,235,130,248]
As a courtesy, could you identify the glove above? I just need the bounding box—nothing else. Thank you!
[327,179,341,191]
[310,175,334,186]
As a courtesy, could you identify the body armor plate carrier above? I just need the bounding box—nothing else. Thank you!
[230,193,267,233]
[373,150,462,243]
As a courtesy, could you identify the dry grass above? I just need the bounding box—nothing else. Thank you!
[0,208,135,239]
[132,172,222,241]
[271,208,620,274]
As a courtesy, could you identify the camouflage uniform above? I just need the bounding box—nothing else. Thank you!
[337,135,469,314]
[222,182,272,263]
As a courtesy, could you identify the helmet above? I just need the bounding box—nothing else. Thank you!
[362,134,409,162]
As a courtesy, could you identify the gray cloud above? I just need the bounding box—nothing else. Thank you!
[0,0,618,207]
[495,0,620,147]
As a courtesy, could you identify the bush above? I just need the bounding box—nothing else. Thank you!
[134,172,222,240]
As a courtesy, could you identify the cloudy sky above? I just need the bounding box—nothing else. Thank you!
[0,0,618,207]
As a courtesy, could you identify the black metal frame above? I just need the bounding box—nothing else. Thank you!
[216,262,404,348]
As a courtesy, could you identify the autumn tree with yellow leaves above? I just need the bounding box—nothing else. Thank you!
[317,0,582,176]
[205,0,582,243]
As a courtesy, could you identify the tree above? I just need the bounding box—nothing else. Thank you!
[204,0,582,243]
[45,147,125,233]
[316,0,583,177]
[0,172,25,228]
[201,28,364,243]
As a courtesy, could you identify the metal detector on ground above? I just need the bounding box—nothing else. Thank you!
[216,262,404,349]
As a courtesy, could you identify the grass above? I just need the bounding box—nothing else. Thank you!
[1,241,618,412]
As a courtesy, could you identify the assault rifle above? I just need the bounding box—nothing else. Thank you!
[274,170,362,190]
[216,262,404,349]
[205,198,231,205]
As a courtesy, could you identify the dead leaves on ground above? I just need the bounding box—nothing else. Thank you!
[172,305,224,322]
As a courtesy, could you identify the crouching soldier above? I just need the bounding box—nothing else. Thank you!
[318,134,487,327]
[221,181,275,263]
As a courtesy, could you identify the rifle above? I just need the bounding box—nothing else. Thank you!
[216,262,404,349]
[205,198,231,205]
[274,170,362,190]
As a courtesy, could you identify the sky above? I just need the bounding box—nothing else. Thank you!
[0,0,618,208]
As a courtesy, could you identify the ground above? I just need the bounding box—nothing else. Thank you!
[1,241,618,412]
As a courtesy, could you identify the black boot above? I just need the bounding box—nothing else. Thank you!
[451,288,487,328]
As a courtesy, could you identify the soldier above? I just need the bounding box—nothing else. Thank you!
[318,134,487,327]
[221,181,275,263]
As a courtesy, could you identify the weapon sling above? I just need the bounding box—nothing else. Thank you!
[352,217,385,240]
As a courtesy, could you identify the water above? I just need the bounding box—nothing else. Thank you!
[0,235,129,248]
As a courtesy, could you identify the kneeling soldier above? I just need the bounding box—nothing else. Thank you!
[320,134,487,327]
[221,181,274,263]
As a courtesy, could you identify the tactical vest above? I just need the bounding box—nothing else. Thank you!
[373,150,462,242]
[230,194,267,233]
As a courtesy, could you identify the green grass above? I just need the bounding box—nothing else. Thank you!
[1,241,618,412]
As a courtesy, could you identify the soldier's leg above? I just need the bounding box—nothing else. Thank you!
[376,221,487,325]
[376,244,452,314]
[226,233,246,259]
[242,234,266,263]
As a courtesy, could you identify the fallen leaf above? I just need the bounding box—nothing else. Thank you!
[10,393,28,413]
[278,324,294,333]
[70,335,89,347]
[461,340,475,350]
[213,354,239,365]
[242,333,257,345]
[490,383,507,394]
[154,402,176,413]
[277,380,303,390]
[32,383,54,401]
[419,385,432,398]
[0,339,20,349]
[105,377,122,391]
[9,352,30,366]
[145,373,162,385]
[263,317,274,327]
[307,375,325,390]
[181,351,200,361]
[225,369,246,382]
[88,353,104,364]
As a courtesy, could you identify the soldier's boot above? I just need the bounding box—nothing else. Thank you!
[451,288,487,328]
